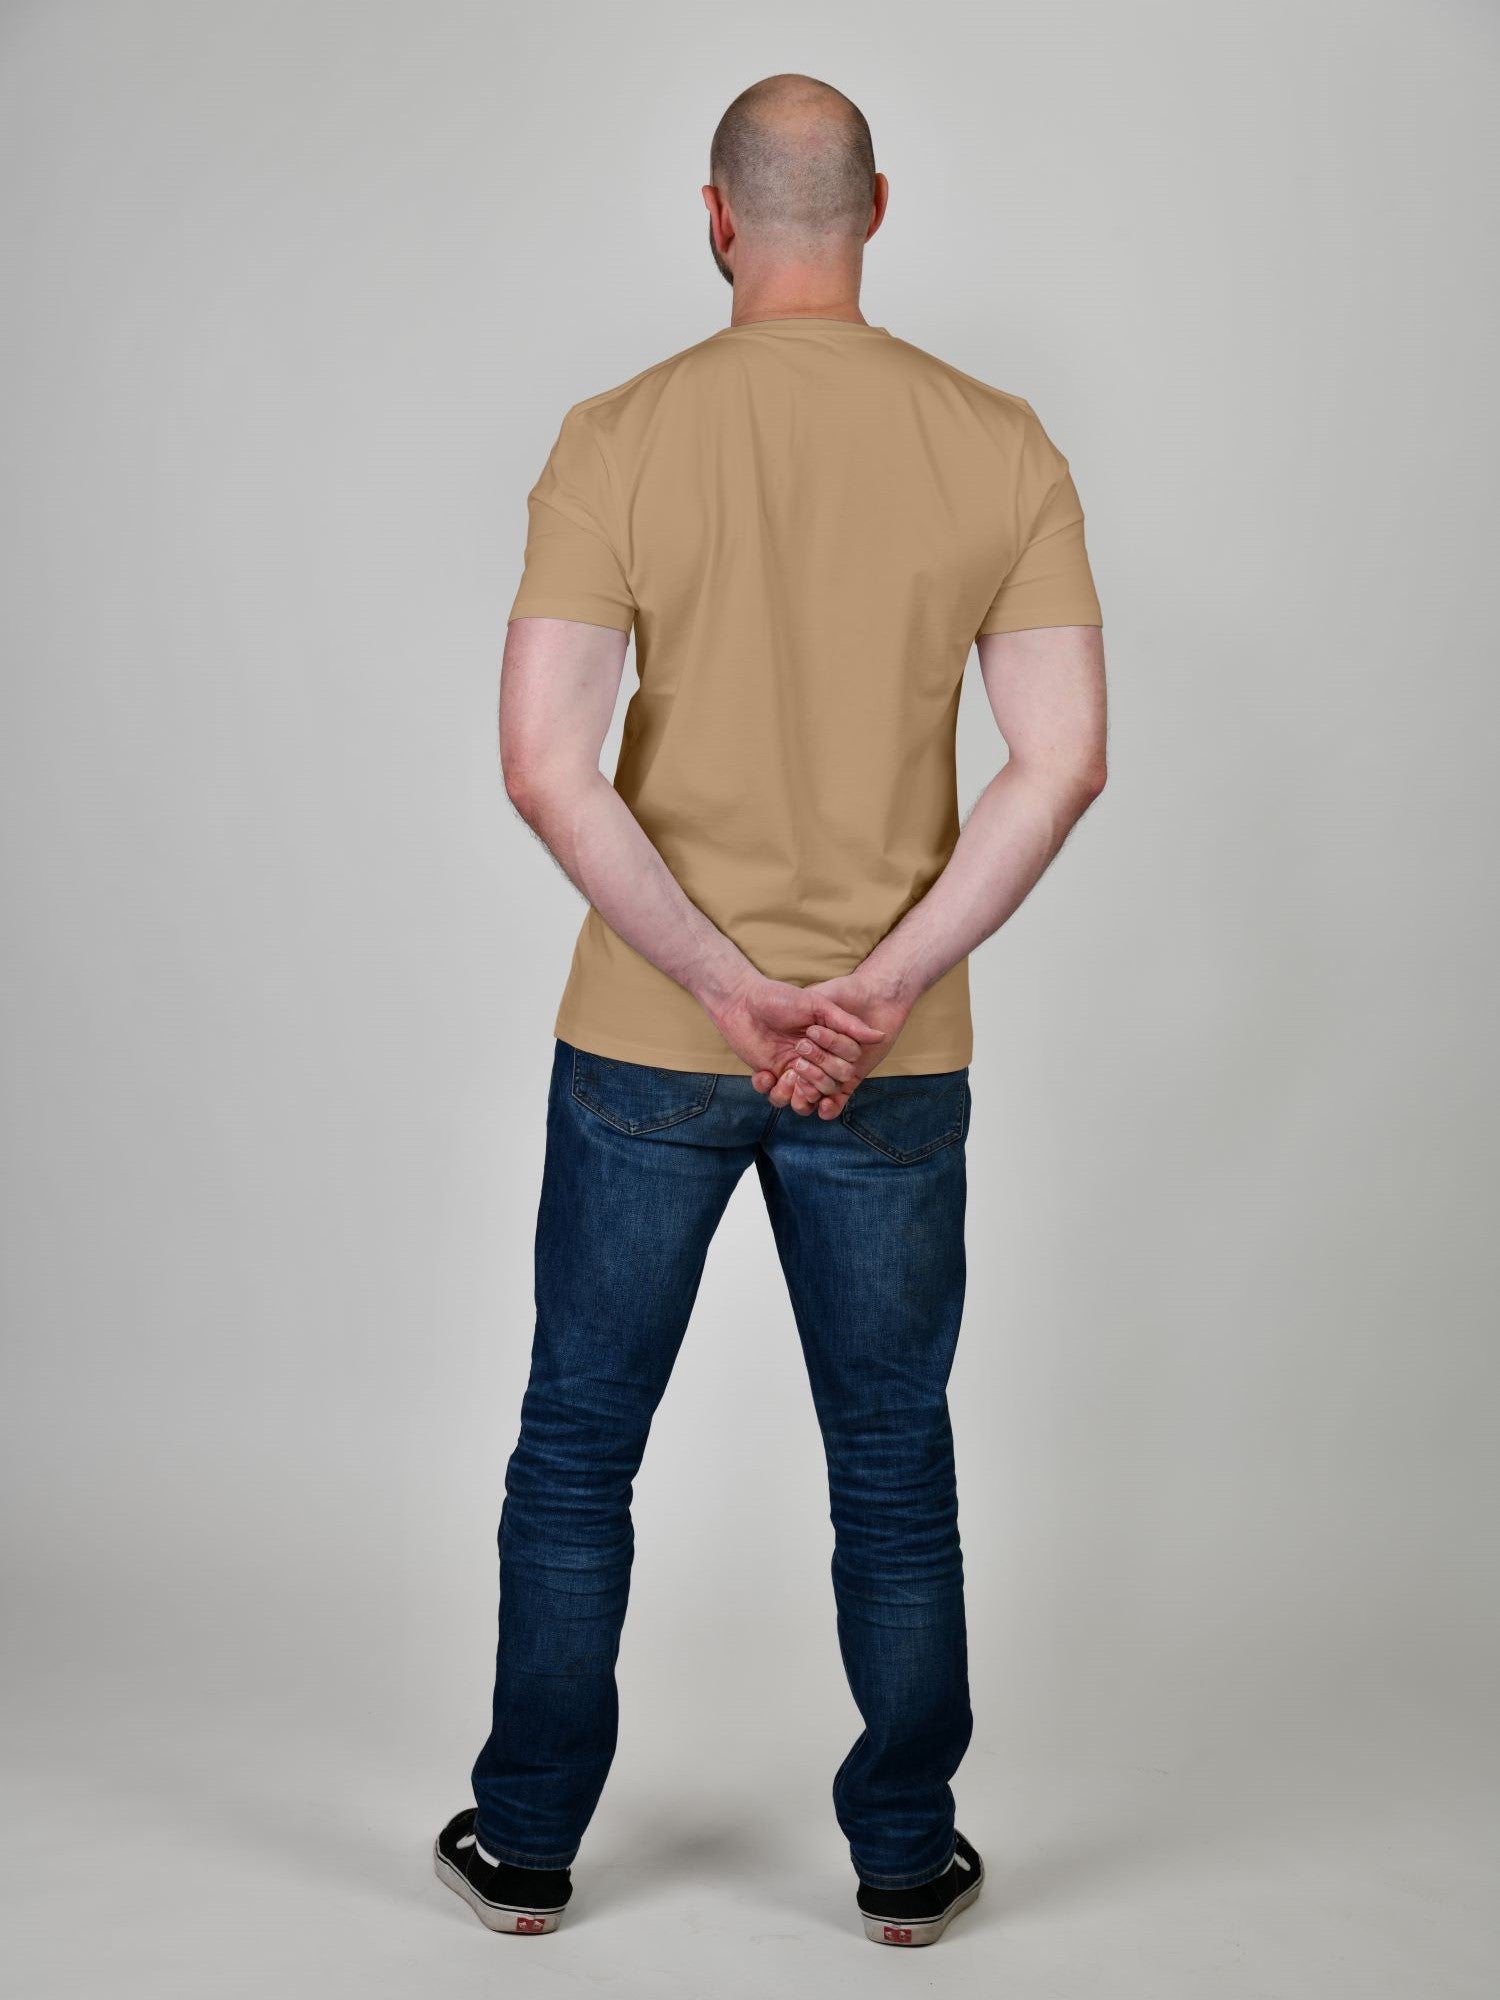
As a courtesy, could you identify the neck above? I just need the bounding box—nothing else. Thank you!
[728,248,866,327]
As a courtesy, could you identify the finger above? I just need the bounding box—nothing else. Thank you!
[750,1069,777,1094]
[796,1037,856,1083]
[769,1065,800,1108]
[791,1057,841,1099]
[788,1072,818,1114]
[811,997,886,1046]
[803,1025,862,1065]
[817,1093,847,1119]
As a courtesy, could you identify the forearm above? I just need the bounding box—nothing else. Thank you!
[514,768,754,1012]
[860,756,1104,1004]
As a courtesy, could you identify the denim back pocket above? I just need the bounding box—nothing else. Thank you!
[839,1069,970,1164]
[570,1048,719,1135]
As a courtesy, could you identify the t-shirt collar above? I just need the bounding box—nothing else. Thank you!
[712,317,891,337]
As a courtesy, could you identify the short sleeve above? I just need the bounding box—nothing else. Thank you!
[977,407,1102,637]
[508,405,635,632]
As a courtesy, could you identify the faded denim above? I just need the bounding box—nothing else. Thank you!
[471,1037,974,1890]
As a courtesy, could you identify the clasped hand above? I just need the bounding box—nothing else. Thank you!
[710,972,910,1118]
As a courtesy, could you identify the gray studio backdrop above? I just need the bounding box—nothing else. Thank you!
[2,4,1496,1997]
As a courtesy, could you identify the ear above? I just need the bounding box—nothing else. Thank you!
[866,172,890,243]
[702,183,735,257]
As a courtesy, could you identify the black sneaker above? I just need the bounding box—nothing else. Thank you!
[432,1807,573,1934]
[856,1830,984,1946]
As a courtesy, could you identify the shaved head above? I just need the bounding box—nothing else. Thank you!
[709,74,876,242]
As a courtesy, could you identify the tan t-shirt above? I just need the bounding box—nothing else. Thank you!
[509,317,1102,1075]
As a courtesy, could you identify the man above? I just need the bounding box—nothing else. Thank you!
[434,73,1107,1948]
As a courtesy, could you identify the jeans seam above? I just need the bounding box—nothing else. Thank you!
[569,1046,718,1133]
[839,1071,969,1162]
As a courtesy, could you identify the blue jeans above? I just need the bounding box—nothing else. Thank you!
[471,1038,974,1890]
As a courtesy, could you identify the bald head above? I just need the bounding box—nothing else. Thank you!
[709,74,876,241]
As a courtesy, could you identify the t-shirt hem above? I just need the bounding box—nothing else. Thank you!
[976,606,1103,637]
[553,1009,974,1078]
[508,594,634,632]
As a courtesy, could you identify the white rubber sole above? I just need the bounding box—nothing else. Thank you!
[433,1842,567,1934]
[860,1862,983,1946]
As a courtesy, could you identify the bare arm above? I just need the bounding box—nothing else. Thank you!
[869,623,1108,994]
[501,616,752,1008]
[780,624,1108,1110]
[500,616,882,1086]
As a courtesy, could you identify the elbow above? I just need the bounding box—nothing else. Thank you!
[504,754,589,830]
[502,758,545,826]
[1009,747,1108,813]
